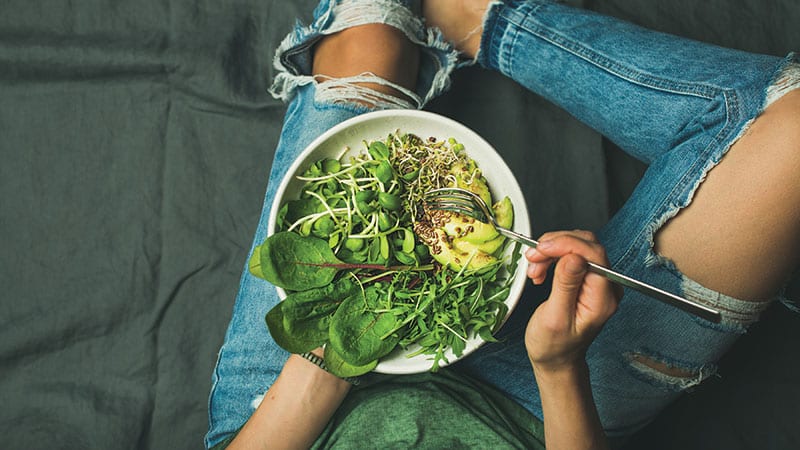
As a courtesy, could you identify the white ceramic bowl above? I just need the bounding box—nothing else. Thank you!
[267,109,530,374]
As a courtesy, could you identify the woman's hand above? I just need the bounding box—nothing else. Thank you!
[524,231,621,373]
[524,231,619,450]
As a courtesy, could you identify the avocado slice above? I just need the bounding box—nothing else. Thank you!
[439,193,513,246]
[452,196,514,255]
[451,162,492,206]
[492,196,514,229]
[441,212,499,244]
[454,235,505,256]
[429,229,498,271]
[414,219,499,272]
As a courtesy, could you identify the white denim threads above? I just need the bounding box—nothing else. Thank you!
[765,55,800,108]
[313,73,421,110]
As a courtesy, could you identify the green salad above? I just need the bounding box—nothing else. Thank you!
[249,132,521,377]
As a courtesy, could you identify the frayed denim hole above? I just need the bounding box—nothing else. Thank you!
[641,129,775,333]
[764,54,800,109]
[270,0,439,105]
[273,30,457,109]
[644,248,763,335]
[311,74,420,111]
[624,350,717,393]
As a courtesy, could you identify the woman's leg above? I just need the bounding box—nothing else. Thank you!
[428,0,800,300]
[429,0,800,436]
[205,2,459,447]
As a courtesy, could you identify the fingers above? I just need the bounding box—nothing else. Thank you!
[523,231,622,371]
[539,236,619,333]
[547,253,589,314]
[525,230,609,285]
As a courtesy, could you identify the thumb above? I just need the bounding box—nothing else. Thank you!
[549,254,588,309]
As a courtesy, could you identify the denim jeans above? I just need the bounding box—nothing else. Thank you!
[205,0,799,446]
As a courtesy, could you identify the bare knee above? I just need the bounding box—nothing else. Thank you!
[311,24,420,108]
[654,89,800,301]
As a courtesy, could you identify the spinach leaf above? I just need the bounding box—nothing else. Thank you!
[255,231,342,291]
[324,344,378,378]
[265,303,321,354]
[282,279,356,337]
[265,279,358,354]
[329,285,402,366]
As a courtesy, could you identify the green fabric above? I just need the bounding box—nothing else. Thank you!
[210,370,545,450]
[312,370,545,450]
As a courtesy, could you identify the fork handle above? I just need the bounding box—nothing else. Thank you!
[497,228,722,323]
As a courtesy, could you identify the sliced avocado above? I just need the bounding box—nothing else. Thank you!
[441,211,499,244]
[454,234,505,255]
[451,162,492,206]
[427,229,498,272]
[452,196,514,256]
[492,196,514,229]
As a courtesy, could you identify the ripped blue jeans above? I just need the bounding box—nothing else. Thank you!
[205,0,800,446]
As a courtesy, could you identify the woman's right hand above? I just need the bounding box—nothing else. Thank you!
[524,231,621,373]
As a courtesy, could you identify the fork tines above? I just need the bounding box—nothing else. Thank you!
[424,187,487,221]
[425,188,481,203]
[424,200,475,216]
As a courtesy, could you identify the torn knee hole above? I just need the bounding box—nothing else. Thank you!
[629,353,695,378]
[313,73,420,109]
[626,351,717,391]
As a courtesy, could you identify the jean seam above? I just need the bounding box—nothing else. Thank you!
[205,344,225,447]
[480,1,510,73]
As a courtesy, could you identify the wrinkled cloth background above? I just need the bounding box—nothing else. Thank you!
[1,1,798,449]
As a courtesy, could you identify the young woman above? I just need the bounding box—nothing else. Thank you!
[206,1,799,448]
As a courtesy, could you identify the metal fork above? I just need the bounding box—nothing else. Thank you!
[425,187,721,323]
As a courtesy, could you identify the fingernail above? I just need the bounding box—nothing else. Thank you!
[537,240,552,250]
